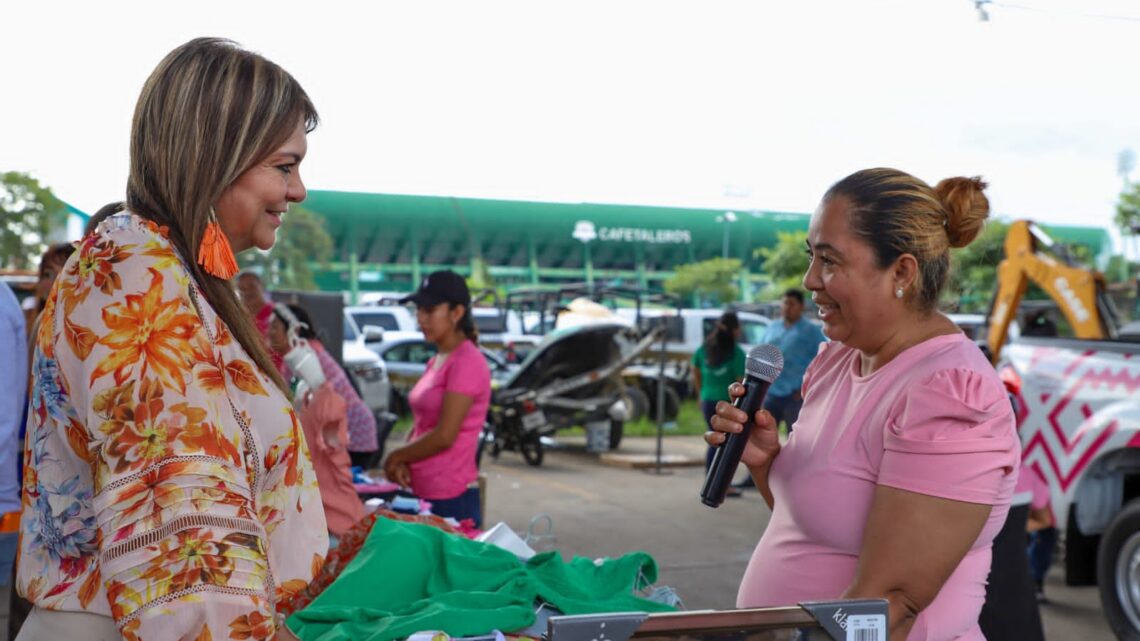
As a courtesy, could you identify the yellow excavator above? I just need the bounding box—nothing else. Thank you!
[985,220,1120,364]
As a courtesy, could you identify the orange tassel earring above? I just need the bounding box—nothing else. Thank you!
[197,208,239,280]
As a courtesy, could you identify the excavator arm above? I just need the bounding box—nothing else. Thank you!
[986,220,1116,364]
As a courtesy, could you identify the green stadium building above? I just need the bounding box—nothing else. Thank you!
[305,190,809,301]
[62,190,1114,304]
[302,190,1115,303]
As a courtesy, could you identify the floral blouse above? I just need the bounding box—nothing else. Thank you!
[17,212,328,640]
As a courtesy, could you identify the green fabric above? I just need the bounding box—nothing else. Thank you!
[288,518,675,641]
[526,551,662,615]
[691,345,746,401]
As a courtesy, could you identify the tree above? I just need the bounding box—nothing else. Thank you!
[466,257,509,304]
[1,171,67,270]
[1116,187,1140,232]
[1116,184,1140,257]
[945,219,1009,311]
[665,257,741,306]
[1105,254,1139,287]
[238,206,333,290]
[467,256,496,294]
[754,231,809,299]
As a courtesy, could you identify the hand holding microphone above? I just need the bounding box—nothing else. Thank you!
[708,390,782,467]
[701,344,784,508]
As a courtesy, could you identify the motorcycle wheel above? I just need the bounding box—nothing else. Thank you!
[609,420,624,450]
[520,432,544,467]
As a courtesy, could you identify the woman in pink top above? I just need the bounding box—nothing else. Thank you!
[383,271,491,527]
[710,168,1019,641]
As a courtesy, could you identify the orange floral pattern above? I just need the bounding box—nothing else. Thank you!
[17,213,327,641]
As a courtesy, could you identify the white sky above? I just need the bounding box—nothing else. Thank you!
[4,0,1140,256]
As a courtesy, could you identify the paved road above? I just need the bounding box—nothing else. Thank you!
[482,435,1114,641]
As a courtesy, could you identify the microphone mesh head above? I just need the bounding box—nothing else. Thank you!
[746,344,784,382]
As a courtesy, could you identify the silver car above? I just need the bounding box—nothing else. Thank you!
[369,331,516,416]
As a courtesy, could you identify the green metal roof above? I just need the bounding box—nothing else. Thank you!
[64,202,89,219]
[303,190,1113,267]
[303,190,809,271]
[296,190,1116,292]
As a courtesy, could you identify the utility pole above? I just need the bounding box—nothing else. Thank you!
[716,211,737,259]
[1120,149,1138,260]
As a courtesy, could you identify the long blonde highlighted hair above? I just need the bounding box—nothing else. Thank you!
[93,37,318,394]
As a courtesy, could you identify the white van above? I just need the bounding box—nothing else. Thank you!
[615,308,772,356]
[345,305,418,334]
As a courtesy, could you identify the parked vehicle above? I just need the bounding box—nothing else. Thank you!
[340,310,395,421]
[987,219,1140,640]
[492,335,543,366]
[612,307,772,416]
[355,291,407,306]
[614,307,771,358]
[472,306,524,337]
[485,320,662,466]
[271,292,393,427]
[468,305,545,364]
[987,219,1121,362]
[345,304,418,334]
[999,337,1140,639]
[1122,321,1140,340]
[480,284,677,465]
[367,331,517,417]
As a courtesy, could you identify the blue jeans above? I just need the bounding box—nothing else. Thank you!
[0,531,17,587]
[1028,526,1058,585]
[429,487,482,528]
[763,394,803,433]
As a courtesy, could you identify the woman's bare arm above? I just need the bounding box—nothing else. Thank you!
[842,485,991,640]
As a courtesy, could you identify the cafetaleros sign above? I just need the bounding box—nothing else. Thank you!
[571,220,692,244]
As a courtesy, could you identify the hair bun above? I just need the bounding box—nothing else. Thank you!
[934,176,989,249]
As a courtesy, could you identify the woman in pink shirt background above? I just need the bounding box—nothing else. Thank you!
[710,168,1019,641]
[383,271,491,527]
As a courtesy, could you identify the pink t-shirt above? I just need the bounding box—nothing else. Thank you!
[737,333,1019,641]
[1013,463,1053,522]
[1028,466,1051,511]
[407,340,491,500]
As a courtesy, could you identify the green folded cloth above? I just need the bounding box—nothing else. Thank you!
[288,518,675,641]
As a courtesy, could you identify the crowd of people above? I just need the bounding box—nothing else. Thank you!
[0,35,1058,641]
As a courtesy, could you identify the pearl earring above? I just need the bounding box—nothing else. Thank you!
[895,287,904,299]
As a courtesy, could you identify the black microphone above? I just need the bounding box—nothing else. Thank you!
[700,344,784,508]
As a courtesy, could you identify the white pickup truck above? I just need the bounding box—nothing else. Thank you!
[998,333,1140,639]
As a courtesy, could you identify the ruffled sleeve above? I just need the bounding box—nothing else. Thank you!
[877,368,1019,504]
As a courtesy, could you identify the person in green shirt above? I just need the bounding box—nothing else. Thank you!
[691,311,747,496]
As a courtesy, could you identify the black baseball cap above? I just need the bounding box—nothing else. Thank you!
[400,270,471,307]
